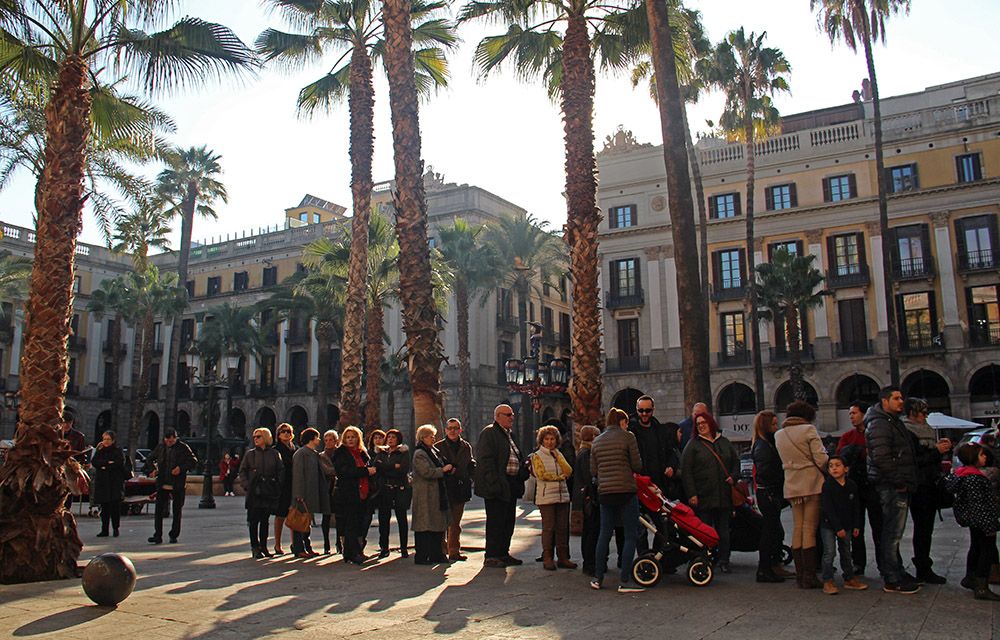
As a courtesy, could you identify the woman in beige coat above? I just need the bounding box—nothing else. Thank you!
[774,400,829,589]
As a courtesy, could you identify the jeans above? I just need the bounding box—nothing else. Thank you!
[595,495,639,584]
[877,486,911,583]
[756,487,785,571]
[697,506,732,563]
[968,527,999,579]
[852,484,884,573]
[820,527,855,581]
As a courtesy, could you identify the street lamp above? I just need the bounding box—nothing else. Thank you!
[3,390,19,440]
[186,344,237,510]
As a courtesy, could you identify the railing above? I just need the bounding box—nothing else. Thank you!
[970,325,1000,347]
[756,133,799,156]
[901,333,945,354]
[710,284,746,302]
[958,249,996,272]
[250,382,276,398]
[287,379,308,393]
[67,335,87,351]
[769,344,814,362]
[152,342,164,356]
[0,323,13,344]
[717,350,750,367]
[495,314,519,334]
[826,267,870,288]
[605,356,650,373]
[809,122,861,147]
[835,340,874,357]
[893,256,935,279]
[102,340,127,356]
[229,382,246,397]
[605,290,645,309]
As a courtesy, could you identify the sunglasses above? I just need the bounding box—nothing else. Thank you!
[253,435,263,439]
[637,408,653,414]
[500,412,515,417]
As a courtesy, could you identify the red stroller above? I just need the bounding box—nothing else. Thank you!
[631,474,719,587]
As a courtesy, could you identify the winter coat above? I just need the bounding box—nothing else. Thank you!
[274,441,296,514]
[239,446,284,512]
[375,445,412,509]
[836,428,870,490]
[145,440,197,489]
[435,436,476,505]
[775,417,829,500]
[680,434,739,510]
[321,448,337,504]
[902,416,944,489]
[474,422,525,502]
[531,446,572,505]
[821,477,859,532]
[590,426,642,496]
[332,446,372,508]
[411,443,450,532]
[292,445,331,515]
[628,416,681,495]
[865,404,919,492]
[574,445,599,515]
[947,467,1000,534]
[751,435,784,491]
[91,444,126,504]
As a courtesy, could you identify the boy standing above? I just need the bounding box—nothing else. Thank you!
[820,456,869,594]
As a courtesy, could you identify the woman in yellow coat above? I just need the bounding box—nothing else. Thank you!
[531,425,577,571]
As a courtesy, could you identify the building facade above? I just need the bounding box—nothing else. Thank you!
[597,71,1000,442]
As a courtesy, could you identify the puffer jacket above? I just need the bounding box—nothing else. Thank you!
[751,435,784,491]
[590,426,642,496]
[865,404,918,492]
[531,446,572,505]
[946,467,1000,534]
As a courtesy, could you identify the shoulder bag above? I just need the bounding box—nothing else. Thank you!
[285,501,311,533]
[701,441,746,508]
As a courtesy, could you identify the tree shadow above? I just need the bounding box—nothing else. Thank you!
[13,606,114,636]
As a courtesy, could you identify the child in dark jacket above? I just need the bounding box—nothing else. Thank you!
[819,456,868,594]
[946,442,1000,601]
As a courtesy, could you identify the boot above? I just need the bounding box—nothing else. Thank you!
[823,580,839,595]
[756,569,785,583]
[252,547,264,559]
[799,548,822,589]
[974,577,1000,601]
[557,546,577,569]
[961,574,975,590]
[990,564,1000,585]
[543,550,556,571]
[791,548,804,588]
[914,557,947,585]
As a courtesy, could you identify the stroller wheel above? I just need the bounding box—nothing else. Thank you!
[780,545,793,566]
[632,554,661,588]
[687,556,714,587]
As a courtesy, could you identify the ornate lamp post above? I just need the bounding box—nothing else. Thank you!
[503,355,570,449]
[187,344,240,510]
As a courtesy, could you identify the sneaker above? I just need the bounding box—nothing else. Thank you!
[917,570,947,585]
[843,577,869,590]
[618,583,645,594]
[823,580,839,595]
[883,581,921,594]
[902,570,924,586]
[503,556,524,566]
[590,579,602,590]
[148,536,162,544]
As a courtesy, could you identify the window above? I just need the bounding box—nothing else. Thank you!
[721,312,746,359]
[617,319,639,360]
[152,322,161,347]
[559,312,571,345]
[73,275,82,294]
[892,225,931,277]
[837,298,869,355]
[313,213,320,224]
[103,359,116,397]
[715,249,743,290]
[207,276,221,296]
[559,276,568,302]
[968,285,1000,346]
[709,193,741,219]
[543,307,554,333]
[888,164,919,193]
[67,357,77,394]
[147,365,159,399]
[765,184,797,211]
[610,258,640,297]
[831,233,863,276]
[956,215,998,270]
[543,282,551,297]
[180,318,195,347]
[262,266,278,287]
[233,271,249,292]
[897,291,938,351]
[299,212,308,222]
[260,355,275,388]
[956,153,983,183]
[768,240,802,260]
[609,204,637,229]
[428,237,437,249]
[289,352,308,392]
[186,280,195,298]
[823,174,856,202]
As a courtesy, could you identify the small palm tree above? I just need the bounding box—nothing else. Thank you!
[810,0,910,387]
[704,27,791,411]
[87,277,130,434]
[112,206,172,270]
[755,249,830,403]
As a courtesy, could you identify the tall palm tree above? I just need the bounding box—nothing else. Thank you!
[111,204,172,269]
[704,27,791,411]
[154,146,227,437]
[257,0,457,428]
[755,249,830,402]
[0,2,256,584]
[87,277,129,434]
[437,219,502,428]
[460,0,644,426]
[811,0,910,387]
[381,347,407,432]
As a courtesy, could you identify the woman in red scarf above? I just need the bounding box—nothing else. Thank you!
[333,426,377,565]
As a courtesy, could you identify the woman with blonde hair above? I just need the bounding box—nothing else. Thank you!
[532,425,576,571]
[239,428,283,559]
[333,426,376,564]
[751,410,791,582]
[272,423,296,555]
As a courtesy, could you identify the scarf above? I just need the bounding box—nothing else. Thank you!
[956,465,984,478]
[418,441,450,512]
[348,446,369,501]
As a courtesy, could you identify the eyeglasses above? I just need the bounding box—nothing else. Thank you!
[253,435,263,440]
[446,426,461,430]
[500,413,514,418]
[637,408,653,414]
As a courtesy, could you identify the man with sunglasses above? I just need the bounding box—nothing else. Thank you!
[474,404,528,567]
[628,396,680,552]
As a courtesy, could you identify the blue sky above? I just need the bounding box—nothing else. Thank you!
[1,0,997,246]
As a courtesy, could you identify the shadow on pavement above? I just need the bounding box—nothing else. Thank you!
[13,605,113,636]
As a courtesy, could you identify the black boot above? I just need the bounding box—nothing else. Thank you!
[756,569,785,583]
[974,578,1000,601]
[914,557,947,585]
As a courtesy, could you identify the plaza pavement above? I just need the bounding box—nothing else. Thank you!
[1,496,997,640]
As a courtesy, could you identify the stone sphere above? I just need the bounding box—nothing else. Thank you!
[82,553,137,607]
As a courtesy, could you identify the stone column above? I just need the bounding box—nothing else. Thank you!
[931,212,960,325]
[868,224,888,333]
[87,314,103,386]
[806,230,829,339]
[645,247,664,351]
[278,320,288,379]
[309,318,319,377]
[663,245,681,349]
[159,323,172,384]
[9,312,23,376]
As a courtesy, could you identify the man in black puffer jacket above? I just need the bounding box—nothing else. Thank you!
[864,386,919,594]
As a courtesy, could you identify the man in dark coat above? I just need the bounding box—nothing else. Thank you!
[629,395,679,552]
[62,410,89,509]
[146,428,198,544]
[474,404,526,567]
[436,418,476,561]
[865,386,920,594]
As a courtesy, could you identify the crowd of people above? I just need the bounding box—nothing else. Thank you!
[79,388,1000,601]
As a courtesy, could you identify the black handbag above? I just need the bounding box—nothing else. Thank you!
[253,474,280,500]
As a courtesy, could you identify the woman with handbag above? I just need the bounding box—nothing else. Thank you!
[239,428,284,559]
[411,424,453,565]
[291,428,329,558]
[375,429,412,558]
[680,410,739,573]
[774,400,829,589]
[92,430,127,538]
[272,423,296,555]
[333,426,377,565]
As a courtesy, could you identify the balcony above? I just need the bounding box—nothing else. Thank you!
[287,379,308,393]
[605,356,650,373]
[285,328,310,346]
[0,322,13,344]
[769,344,814,362]
[835,340,874,357]
[893,256,935,280]
[229,381,246,397]
[710,284,746,302]
[495,313,519,335]
[971,325,1000,347]
[102,340,127,357]
[958,249,997,273]
[250,382,276,398]
[67,335,87,351]
[716,350,750,367]
[826,267,870,288]
[901,333,945,355]
[605,289,645,309]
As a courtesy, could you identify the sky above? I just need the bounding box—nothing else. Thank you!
[1,0,998,247]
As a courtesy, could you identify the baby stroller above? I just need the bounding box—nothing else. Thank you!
[631,475,719,588]
[730,481,793,566]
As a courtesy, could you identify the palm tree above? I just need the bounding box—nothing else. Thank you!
[87,277,129,434]
[381,348,407,433]
[755,249,830,402]
[634,2,713,410]
[0,250,32,318]
[460,0,644,426]
[257,0,457,429]
[111,204,172,269]
[0,2,256,584]
[437,219,502,428]
[154,146,227,438]
[704,27,791,411]
[810,0,910,387]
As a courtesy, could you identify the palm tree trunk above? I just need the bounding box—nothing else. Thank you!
[561,15,603,427]
[339,46,375,428]
[163,189,196,437]
[682,110,711,333]
[128,312,154,471]
[787,305,804,401]
[0,56,89,584]
[744,119,765,411]
[455,279,471,429]
[315,322,335,428]
[364,302,385,429]
[109,315,122,434]
[383,0,444,428]
[863,36,899,387]
[645,0,712,412]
